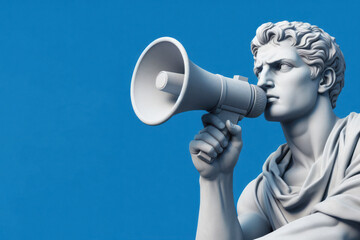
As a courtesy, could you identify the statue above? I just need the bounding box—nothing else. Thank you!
[190,21,360,239]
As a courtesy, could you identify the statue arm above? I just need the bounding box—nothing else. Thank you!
[192,114,244,240]
[237,180,272,240]
[196,176,272,240]
[191,113,271,240]
[196,174,243,240]
[254,212,359,240]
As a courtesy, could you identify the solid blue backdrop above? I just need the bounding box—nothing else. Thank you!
[0,0,359,239]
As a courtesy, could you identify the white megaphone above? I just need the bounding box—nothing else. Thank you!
[131,37,266,162]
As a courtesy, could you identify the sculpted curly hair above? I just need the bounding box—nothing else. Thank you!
[251,21,346,108]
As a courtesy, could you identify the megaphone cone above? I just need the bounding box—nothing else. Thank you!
[131,37,266,126]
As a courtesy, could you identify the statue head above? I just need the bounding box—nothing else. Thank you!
[251,21,346,109]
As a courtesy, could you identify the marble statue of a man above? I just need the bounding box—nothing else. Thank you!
[190,21,360,240]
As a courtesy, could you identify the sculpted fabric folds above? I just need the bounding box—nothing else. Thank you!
[255,112,360,231]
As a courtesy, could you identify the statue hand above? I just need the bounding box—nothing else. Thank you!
[190,113,243,179]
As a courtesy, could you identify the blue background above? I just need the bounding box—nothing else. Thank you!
[0,0,359,239]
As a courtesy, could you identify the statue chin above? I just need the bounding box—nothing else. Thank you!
[264,109,302,123]
[264,112,285,122]
[263,107,290,122]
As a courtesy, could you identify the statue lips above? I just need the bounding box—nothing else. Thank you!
[266,94,279,103]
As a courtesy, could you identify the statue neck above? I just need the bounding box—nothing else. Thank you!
[280,96,339,168]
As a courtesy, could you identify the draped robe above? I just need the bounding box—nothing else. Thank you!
[239,113,360,239]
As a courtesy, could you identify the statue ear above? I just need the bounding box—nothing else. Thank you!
[318,67,336,94]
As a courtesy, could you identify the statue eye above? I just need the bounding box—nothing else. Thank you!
[278,62,293,72]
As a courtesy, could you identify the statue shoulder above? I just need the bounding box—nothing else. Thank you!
[343,112,360,137]
[344,112,360,159]
[345,112,360,124]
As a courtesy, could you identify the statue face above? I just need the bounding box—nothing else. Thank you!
[255,41,320,122]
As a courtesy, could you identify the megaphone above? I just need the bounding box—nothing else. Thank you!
[131,37,266,162]
[131,37,266,126]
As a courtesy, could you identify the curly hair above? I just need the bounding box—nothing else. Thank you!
[251,21,346,109]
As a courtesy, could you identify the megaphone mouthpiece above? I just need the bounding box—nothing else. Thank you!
[247,85,267,118]
[155,71,184,96]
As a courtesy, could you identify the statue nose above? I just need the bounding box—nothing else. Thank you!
[257,68,274,90]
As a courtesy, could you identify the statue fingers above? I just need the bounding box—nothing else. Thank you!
[195,132,223,154]
[189,140,218,159]
[225,120,243,148]
[200,125,228,148]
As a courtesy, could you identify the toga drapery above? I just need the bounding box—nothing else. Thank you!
[245,112,360,239]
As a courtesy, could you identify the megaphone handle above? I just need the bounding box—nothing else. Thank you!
[197,110,243,163]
